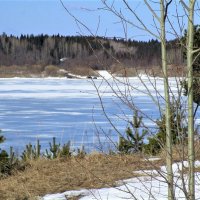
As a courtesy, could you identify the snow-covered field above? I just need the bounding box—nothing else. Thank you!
[0,74,183,152]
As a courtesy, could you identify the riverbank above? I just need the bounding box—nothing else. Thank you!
[0,153,165,200]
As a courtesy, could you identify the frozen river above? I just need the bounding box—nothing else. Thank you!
[0,76,180,153]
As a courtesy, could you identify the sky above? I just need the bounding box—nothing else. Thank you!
[0,0,195,41]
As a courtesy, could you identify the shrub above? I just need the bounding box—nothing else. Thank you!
[21,139,41,161]
[45,138,73,159]
[59,141,72,158]
[0,147,25,177]
[45,137,60,159]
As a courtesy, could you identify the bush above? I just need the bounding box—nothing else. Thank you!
[0,147,26,177]
[21,140,41,161]
[45,138,73,159]
[59,141,72,158]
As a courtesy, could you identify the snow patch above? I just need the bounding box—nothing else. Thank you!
[43,189,89,200]
[144,157,161,161]
[97,70,113,79]
[42,161,200,200]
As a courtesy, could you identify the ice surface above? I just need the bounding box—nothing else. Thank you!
[0,76,184,152]
[1,75,198,200]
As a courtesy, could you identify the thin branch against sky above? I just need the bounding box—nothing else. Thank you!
[0,0,198,41]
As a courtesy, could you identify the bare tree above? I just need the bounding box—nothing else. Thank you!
[160,1,174,199]
[184,0,196,199]
[59,0,199,199]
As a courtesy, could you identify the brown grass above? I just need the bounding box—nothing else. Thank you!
[0,154,164,200]
[99,63,186,78]
[167,142,200,162]
[110,64,186,77]
[0,65,45,78]
[0,64,186,78]
[0,65,99,78]
[68,66,98,77]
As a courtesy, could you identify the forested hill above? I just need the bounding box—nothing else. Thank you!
[0,33,183,69]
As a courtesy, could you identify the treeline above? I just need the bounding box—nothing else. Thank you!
[0,33,183,69]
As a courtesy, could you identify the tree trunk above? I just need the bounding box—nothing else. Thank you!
[187,1,196,199]
[160,1,174,199]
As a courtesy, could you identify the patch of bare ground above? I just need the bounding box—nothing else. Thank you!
[67,195,83,200]
[0,153,165,200]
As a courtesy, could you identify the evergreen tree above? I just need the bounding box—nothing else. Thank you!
[181,25,200,117]
[0,130,5,144]
[118,111,148,154]
[144,103,187,155]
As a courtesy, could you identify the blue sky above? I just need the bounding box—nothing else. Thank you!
[0,0,193,41]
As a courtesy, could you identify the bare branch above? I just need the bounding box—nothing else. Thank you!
[180,0,189,11]
[164,0,173,22]
[144,0,161,22]
[122,0,159,39]
[192,47,200,54]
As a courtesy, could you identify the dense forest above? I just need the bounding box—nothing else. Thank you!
[0,33,184,73]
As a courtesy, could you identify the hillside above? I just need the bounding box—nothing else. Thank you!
[0,34,184,77]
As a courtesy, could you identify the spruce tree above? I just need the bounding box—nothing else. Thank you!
[118,111,148,154]
[145,103,187,155]
[182,25,200,116]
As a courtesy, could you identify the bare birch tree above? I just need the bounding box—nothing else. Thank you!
[60,0,199,199]
[185,0,196,199]
[160,1,174,199]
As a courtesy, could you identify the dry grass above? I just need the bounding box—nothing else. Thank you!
[0,65,98,78]
[0,154,164,200]
[1,144,199,200]
[0,65,45,78]
[68,66,97,77]
[0,64,186,78]
[110,65,144,77]
[44,65,60,76]
[167,142,200,162]
[0,65,66,78]
[110,64,186,78]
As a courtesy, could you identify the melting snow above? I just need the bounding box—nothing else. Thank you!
[42,161,200,200]
[97,70,113,79]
